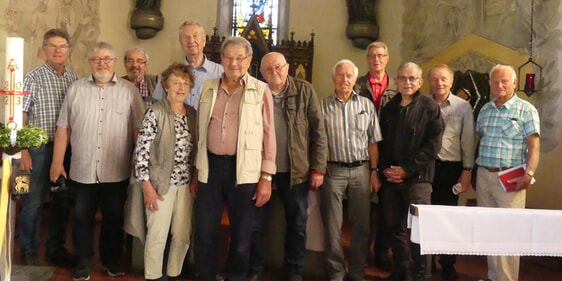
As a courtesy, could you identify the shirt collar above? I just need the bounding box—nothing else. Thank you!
[184,55,211,71]
[87,73,118,85]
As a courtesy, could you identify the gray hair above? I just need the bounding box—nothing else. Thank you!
[260,51,286,65]
[332,59,358,77]
[397,62,422,78]
[366,41,389,55]
[89,41,116,58]
[178,20,205,36]
[221,37,253,57]
[489,64,517,83]
[123,47,149,63]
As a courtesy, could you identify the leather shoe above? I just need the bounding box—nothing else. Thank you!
[45,247,73,265]
[21,252,39,266]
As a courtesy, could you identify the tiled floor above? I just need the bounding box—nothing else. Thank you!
[10,206,562,281]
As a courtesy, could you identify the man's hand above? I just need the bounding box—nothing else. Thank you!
[189,170,199,198]
[309,173,324,190]
[508,174,533,192]
[50,163,67,183]
[370,170,381,192]
[253,177,272,207]
[383,165,405,183]
[458,170,472,193]
[142,181,164,212]
[20,149,32,171]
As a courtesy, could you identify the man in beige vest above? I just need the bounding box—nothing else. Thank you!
[190,37,276,281]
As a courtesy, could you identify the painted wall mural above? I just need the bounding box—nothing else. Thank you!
[403,0,562,152]
[2,0,100,78]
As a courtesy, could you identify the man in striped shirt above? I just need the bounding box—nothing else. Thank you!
[320,60,382,281]
[20,29,78,266]
[50,41,145,281]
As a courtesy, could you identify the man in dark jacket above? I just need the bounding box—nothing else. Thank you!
[378,62,444,281]
[249,52,328,281]
[122,47,158,107]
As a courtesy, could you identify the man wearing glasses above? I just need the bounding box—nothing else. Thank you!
[191,37,275,281]
[248,52,327,281]
[122,47,158,107]
[20,28,78,266]
[354,41,396,272]
[378,62,443,281]
[50,42,145,281]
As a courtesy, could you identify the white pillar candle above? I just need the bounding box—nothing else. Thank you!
[4,37,24,132]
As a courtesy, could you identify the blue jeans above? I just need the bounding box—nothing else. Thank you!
[72,180,128,268]
[194,153,256,281]
[19,143,71,254]
[250,172,309,275]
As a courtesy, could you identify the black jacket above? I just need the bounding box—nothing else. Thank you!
[378,91,444,183]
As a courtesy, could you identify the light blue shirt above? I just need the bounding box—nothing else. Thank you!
[153,56,223,110]
[476,94,540,168]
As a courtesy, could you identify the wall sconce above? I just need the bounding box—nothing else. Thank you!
[517,0,542,97]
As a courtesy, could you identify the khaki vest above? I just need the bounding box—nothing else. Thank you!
[196,76,267,185]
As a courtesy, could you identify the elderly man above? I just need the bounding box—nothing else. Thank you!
[153,20,223,109]
[191,37,275,281]
[475,65,540,281]
[248,52,327,281]
[378,62,443,281]
[321,60,381,281]
[19,28,78,266]
[354,40,396,271]
[428,64,475,281]
[122,47,158,107]
[50,42,145,281]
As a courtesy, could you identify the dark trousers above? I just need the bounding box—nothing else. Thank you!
[250,172,309,275]
[379,180,432,279]
[72,179,128,268]
[431,161,463,268]
[19,143,71,254]
[194,154,256,281]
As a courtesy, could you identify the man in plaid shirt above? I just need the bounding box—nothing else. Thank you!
[19,28,78,266]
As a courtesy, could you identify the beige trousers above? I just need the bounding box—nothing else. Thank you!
[476,167,526,281]
[144,185,193,279]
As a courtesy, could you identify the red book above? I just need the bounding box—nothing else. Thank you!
[497,164,535,192]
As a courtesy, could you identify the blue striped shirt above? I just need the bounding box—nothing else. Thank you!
[475,94,540,168]
[321,92,382,163]
[22,63,79,140]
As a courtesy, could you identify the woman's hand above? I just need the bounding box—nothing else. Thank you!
[142,181,164,212]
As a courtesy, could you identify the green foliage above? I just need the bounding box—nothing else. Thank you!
[0,124,48,149]
[136,0,161,10]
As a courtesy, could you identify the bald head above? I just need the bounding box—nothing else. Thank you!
[260,52,289,92]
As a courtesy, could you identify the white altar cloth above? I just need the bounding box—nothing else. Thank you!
[408,204,562,257]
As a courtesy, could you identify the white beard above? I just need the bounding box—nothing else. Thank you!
[93,72,114,84]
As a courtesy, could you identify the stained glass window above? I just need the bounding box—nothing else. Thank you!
[232,0,279,43]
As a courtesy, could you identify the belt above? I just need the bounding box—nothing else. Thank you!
[328,160,368,168]
[208,152,236,160]
[483,166,512,172]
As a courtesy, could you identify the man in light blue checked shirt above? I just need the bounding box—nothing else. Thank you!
[320,60,382,281]
[475,64,540,281]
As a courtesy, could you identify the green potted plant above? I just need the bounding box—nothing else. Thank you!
[0,124,48,155]
[130,0,164,39]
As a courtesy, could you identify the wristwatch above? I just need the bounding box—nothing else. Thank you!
[260,174,273,182]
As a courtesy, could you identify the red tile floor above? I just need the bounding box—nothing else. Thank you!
[11,205,562,281]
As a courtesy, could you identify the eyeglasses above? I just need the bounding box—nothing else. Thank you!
[125,59,147,65]
[368,54,388,60]
[396,76,421,83]
[262,63,288,74]
[222,55,250,62]
[45,44,70,51]
[89,57,116,64]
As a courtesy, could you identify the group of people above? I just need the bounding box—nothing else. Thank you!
[18,18,539,281]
